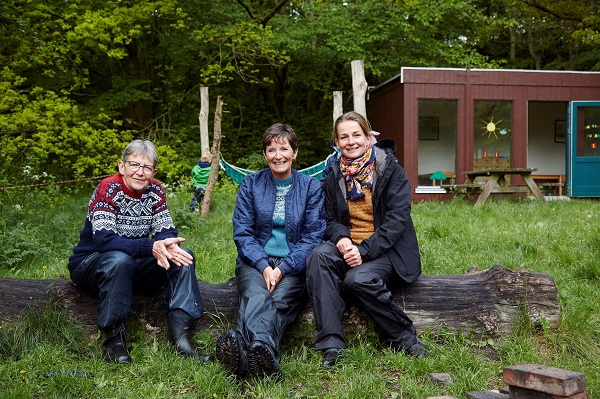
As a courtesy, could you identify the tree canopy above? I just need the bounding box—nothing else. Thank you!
[1,0,598,186]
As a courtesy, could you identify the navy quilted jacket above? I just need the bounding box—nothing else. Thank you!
[233,168,326,276]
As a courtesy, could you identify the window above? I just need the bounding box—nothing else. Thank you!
[576,106,600,157]
[417,100,457,185]
[473,101,512,167]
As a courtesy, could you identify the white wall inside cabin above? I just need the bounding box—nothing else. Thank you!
[527,102,567,175]
[418,100,457,176]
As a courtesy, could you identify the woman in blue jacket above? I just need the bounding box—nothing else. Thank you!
[216,123,326,378]
[306,112,427,368]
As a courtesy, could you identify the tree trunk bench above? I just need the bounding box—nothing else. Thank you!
[0,265,560,338]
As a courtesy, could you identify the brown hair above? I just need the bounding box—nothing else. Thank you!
[262,123,298,153]
[333,111,372,140]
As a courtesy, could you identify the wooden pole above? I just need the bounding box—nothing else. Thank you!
[199,87,210,155]
[201,96,224,217]
[351,60,368,118]
[333,91,343,124]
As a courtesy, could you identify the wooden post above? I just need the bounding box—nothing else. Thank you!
[199,87,210,156]
[333,91,343,123]
[351,60,367,118]
[201,96,224,217]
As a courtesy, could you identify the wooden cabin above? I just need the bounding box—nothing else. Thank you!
[368,67,600,201]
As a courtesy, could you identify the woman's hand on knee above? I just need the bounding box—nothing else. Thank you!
[152,238,193,269]
[336,238,362,267]
[343,245,362,268]
[262,266,282,293]
[336,237,353,254]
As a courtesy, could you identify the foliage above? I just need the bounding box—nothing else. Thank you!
[1,0,599,187]
[0,303,88,361]
[0,68,134,183]
[0,182,92,274]
[476,0,600,70]
[193,21,290,85]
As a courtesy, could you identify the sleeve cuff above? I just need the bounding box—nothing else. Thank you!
[256,258,269,273]
[143,239,155,258]
[277,261,292,276]
[357,245,368,259]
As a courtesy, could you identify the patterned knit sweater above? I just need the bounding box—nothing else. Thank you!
[68,173,178,272]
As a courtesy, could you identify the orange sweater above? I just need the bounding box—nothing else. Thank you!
[348,188,375,244]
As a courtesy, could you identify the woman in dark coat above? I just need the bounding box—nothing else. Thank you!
[306,111,427,367]
[216,123,326,378]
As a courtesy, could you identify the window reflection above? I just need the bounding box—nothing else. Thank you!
[576,106,600,157]
[473,101,512,169]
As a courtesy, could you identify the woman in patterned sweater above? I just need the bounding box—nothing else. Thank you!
[68,139,212,364]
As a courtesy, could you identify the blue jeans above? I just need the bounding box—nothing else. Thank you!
[235,259,306,360]
[70,250,203,329]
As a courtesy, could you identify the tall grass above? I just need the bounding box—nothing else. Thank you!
[0,179,598,398]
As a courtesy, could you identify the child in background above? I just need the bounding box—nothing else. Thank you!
[189,152,212,211]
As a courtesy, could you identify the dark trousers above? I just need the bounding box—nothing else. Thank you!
[70,249,203,330]
[306,241,417,351]
[235,260,306,361]
[189,187,205,210]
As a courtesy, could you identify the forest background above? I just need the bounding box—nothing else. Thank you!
[1,2,599,397]
[1,0,600,187]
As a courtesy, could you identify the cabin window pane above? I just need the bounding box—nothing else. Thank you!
[473,101,512,169]
[417,99,457,186]
[576,106,600,157]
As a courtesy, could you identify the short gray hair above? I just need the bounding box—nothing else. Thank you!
[122,139,159,167]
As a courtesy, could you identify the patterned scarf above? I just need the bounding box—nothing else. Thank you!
[340,144,375,201]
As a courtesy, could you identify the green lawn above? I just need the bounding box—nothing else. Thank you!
[0,179,598,398]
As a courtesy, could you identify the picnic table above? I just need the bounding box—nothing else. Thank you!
[444,168,546,208]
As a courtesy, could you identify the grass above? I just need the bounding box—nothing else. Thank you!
[0,178,599,398]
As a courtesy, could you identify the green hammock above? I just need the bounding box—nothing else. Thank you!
[219,155,331,184]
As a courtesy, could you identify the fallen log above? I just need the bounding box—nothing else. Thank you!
[0,265,559,338]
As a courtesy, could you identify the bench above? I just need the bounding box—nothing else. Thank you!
[440,183,481,194]
[532,174,565,196]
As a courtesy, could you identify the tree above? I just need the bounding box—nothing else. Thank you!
[2,0,598,187]
[474,0,600,70]
[0,67,133,183]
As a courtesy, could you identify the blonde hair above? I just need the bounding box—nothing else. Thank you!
[333,111,372,140]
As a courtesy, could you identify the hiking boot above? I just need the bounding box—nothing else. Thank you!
[216,330,247,377]
[321,348,342,368]
[247,341,283,379]
[405,341,428,359]
[101,323,131,364]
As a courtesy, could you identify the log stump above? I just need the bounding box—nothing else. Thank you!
[0,265,559,338]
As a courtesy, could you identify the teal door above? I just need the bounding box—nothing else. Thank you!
[567,101,600,197]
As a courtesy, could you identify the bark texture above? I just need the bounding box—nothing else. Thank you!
[0,265,559,338]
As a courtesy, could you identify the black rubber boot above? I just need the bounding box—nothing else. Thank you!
[167,310,214,364]
[101,323,131,364]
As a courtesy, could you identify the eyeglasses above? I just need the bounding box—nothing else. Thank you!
[125,161,156,175]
